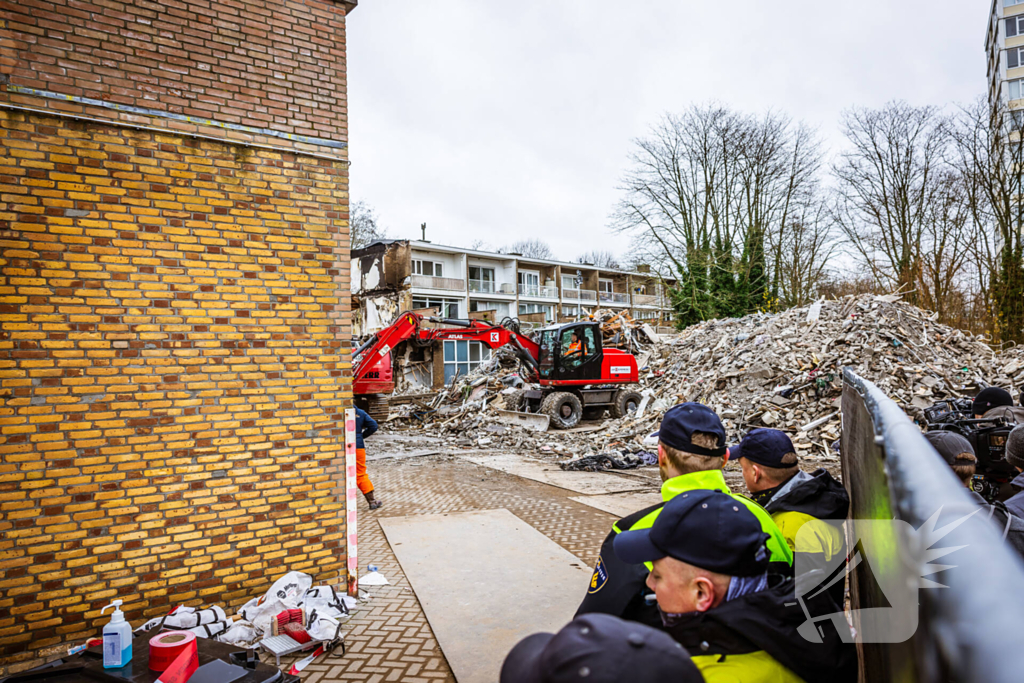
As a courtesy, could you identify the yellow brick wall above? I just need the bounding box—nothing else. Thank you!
[0,109,351,669]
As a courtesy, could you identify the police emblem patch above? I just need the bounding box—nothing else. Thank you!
[588,557,609,594]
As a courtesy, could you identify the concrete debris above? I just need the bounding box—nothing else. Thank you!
[560,450,658,472]
[386,293,1023,469]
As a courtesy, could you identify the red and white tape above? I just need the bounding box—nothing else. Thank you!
[344,407,358,597]
[288,645,325,676]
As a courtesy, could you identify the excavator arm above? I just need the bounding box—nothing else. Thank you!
[353,314,541,396]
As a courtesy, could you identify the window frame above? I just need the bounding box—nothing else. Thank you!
[442,340,491,383]
[598,278,614,293]
[413,259,444,277]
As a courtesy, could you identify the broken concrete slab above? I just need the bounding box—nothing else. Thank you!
[380,509,591,683]
[461,453,650,495]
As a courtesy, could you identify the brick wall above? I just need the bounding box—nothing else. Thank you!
[1,0,354,143]
[0,108,351,667]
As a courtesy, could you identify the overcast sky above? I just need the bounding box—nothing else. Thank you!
[346,0,986,261]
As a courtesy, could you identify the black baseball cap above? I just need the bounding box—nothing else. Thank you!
[614,489,770,577]
[923,430,975,466]
[499,613,702,683]
[653,403,726,457]
[973,387,1013,416]
[731,428,796,468]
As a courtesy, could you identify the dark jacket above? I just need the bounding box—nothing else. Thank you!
[355,408,378,450]
[1003,472,1024,520]
[967,489,1024,561]
[575,470,793,628]
[758,469,850,606]
[664,573,858,683]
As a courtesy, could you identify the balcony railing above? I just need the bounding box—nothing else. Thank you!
[518,284,559,299]
[411,275,465,291]
[632,293,658,307]
[469,279,495,293]
[498,283,516,294]
[563,288,598,302]
[599,291,631,305]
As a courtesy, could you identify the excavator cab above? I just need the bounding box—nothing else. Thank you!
[536,322,603,382]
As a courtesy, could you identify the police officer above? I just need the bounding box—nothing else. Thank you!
[614,489,857,683]
[500,613,702,683]
[733,428,849,605]
[575,403,793,627]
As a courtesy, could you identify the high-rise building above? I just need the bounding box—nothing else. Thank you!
[987,0,1024,110]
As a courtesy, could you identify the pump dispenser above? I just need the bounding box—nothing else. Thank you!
[101,599,132,668]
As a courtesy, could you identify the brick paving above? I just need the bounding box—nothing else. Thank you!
[293,452,619,682]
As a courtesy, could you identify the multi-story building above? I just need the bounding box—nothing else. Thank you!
[352,239,675,332]
[351,240,675,385]
[987,0,1024,110]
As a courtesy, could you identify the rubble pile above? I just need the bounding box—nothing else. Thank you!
[588,309,662,352]
[388,294,1022,468]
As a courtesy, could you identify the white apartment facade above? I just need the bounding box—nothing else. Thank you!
[403,241,674,326]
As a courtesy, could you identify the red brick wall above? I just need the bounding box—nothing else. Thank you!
[1,0,352,142]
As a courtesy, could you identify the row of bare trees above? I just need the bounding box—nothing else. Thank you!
[615,100,1024,342]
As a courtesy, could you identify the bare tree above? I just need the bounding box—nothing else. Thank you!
[613,104,831,324]
[576,250,621,269]
[949,98,1024,341]
[774,201,836,307]
[499,239,554,259]
[350,200,389,249]
[832,102,947,305]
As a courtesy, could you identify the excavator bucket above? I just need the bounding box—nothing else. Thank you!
[495,409,550,432]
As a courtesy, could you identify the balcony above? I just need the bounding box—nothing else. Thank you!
[518,284,559,299]
[563,288,597,302]
[470,280,516,295]
[599,291,631,305]
[632,293,658,307]
[411,275,465,291]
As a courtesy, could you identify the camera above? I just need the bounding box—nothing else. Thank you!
[924,400,1019,504]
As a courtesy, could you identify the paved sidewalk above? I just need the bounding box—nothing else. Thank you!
[294,453,618,682]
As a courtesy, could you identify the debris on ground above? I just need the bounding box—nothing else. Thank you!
[559,450,658,472]
[384,293,1024,471]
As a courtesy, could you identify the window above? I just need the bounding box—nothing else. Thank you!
[468,266,495,293]
[442,340,490,383]
[1010,78,1024,101]
[562,274,580,291]
[562,305,580,317]
[413,259,444,277]
[598,279,614,293]
[518,271,540,296]
[519,303,553,320]
[1007,0,1024,8]
[412,296,460,318]
[1008,15,1024,38]
[1010,47,1024,69]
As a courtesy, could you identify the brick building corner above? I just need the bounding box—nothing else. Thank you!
[0,0,356,671]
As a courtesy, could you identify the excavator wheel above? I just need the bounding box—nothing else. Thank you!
[541,391,583,429]
[582,407,606,421]
[503,390,526,412]
[610,389,643,419]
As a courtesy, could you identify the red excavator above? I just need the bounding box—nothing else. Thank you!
[352,312,642,429]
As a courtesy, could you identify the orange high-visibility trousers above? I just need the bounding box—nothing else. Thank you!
[356,448,374,495]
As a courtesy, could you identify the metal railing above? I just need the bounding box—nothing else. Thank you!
[563,288,598,302]
[498,283,516,295]
[519,284,558,299]
[599,291,630,305]
[410,275,465,291]
[632,293,658,306]
[468,279,495,293]
[841,368,1024,682]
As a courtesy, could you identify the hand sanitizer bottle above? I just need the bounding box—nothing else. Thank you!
[101,600,132,668]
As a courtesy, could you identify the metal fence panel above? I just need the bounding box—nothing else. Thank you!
[842,368,1024,683]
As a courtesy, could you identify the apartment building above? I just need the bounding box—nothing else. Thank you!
[987,0,1024,110]
[351,239,675,331]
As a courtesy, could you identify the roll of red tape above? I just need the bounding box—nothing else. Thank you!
[148,631,196,672]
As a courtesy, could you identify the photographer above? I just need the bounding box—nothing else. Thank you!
[1001,425,1024,520]
[973,387,1014,418]
[924,431,1024,559]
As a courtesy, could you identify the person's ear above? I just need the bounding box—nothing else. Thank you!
[658,442,666,467]
[724,447,730,464]
[751,463,762,485]
[693,576,717,612]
